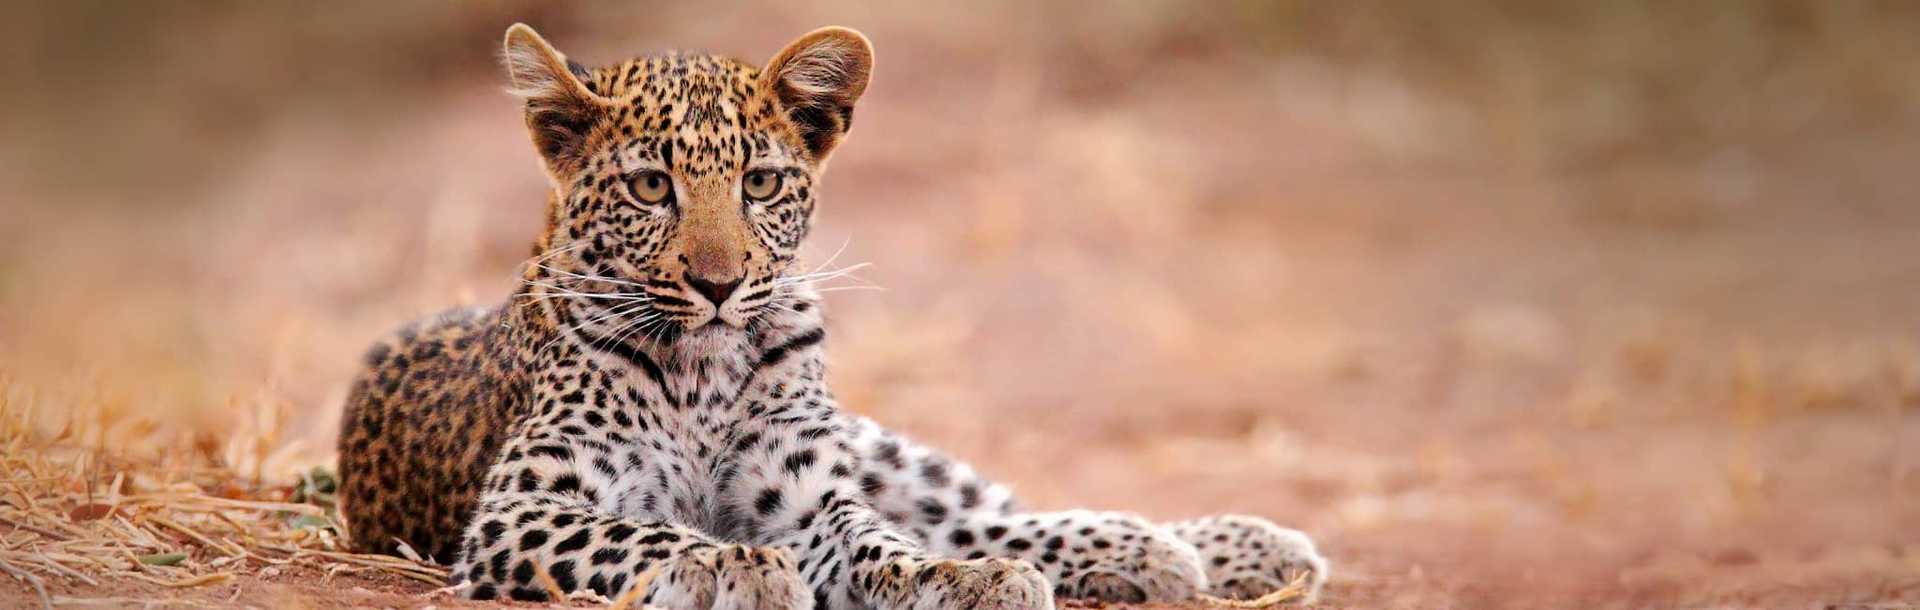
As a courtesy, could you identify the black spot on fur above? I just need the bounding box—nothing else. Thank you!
[958,484,981,509]
[783,449,817,474]
[508,586,549,602]
[481,520,507,546]
[554,528,593,554]
[489,549,510,580]
[529,444,573,461]
[755,488,785,516]
[919,460,950,488]
[550,559,578,590]
[519,529,550,551]
[591,546,629,565]
[760,327,825,366]
[606,523,637,543]
[917,498,948,521]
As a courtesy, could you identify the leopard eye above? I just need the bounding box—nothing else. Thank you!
[742,169,782,201]
[627,171,673,205]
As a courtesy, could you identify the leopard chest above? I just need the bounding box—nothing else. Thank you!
[564,353,782,539]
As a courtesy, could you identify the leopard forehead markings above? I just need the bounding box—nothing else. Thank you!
[584,54,782,170]
[332,23,1327,609]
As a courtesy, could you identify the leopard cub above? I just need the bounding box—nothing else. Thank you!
[335,23,1326,609]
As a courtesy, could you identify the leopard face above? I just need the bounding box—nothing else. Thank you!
[504,25,871,344]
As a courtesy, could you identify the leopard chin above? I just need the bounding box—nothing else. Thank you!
[669,321,753,360]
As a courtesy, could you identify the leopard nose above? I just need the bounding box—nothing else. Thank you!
[684,272,742,306]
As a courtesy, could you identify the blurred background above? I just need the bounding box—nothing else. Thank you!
[3,1,1918,606]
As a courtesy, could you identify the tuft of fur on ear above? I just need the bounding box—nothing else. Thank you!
[503,23,604,175]
[762,27,874,162]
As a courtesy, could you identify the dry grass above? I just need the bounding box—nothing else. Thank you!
[0,376,451,609]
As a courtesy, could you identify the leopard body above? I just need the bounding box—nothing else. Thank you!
[335,23,1326,608]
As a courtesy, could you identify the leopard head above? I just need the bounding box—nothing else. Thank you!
[503,23,871,343]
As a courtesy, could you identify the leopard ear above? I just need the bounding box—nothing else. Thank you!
[503,23,604,175]
[762,26,873,162]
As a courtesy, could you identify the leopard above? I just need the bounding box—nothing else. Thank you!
[334,23,1328,609]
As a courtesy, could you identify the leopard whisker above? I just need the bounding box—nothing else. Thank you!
[535,300,656,355]
[603,311,670,351]
[514,239,591,274]
[774,262,872,286]
[516,285,654,303]
[576,302,658,330]
[532,263,646,288]
[804,236,853,277]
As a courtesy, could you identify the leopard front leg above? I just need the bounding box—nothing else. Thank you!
[451,434,810,609]
[922,510,1208,603]
[725,410,1051,610]
[845,416,1207,604]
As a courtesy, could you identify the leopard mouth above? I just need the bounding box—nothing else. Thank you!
[640,296,754,333]
[541,259,766,345]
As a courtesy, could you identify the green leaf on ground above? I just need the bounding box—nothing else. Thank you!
[139,552,188,566]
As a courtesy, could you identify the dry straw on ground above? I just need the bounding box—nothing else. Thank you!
[0,379,445,609]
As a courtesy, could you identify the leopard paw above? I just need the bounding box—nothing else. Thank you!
[648,544,813,610]
[1167,515,1327,603]
[898,557,1052,610]
[1049,513,1207,603]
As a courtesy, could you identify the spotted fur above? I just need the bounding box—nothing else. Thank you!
[335,24,1326,609]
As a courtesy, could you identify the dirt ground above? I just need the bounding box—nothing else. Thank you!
[3,3,1919,609]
